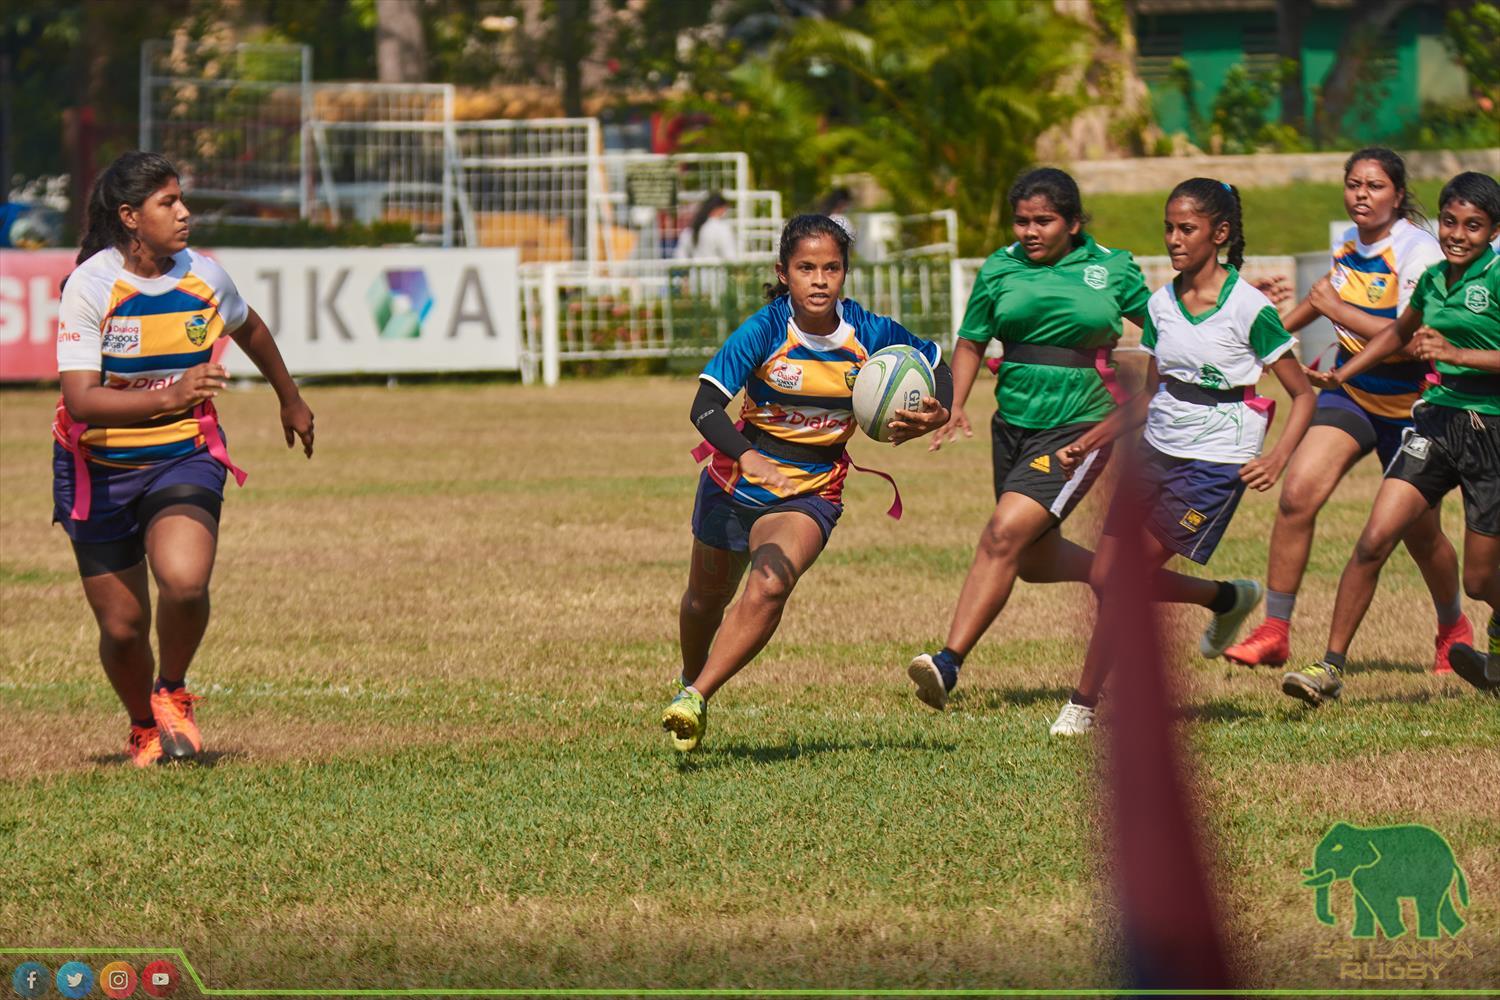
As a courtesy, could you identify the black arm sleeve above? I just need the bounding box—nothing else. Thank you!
[691,380,754,459]
[933,361,954,411]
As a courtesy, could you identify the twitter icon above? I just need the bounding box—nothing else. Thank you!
[56,961,94,998]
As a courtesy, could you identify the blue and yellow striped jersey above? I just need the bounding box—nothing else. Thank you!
[54,248,248,466]
[700,296,940,506]
[1329,219,1443,421]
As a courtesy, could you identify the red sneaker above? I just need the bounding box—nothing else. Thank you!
[1224,619,1291,667]
[1433,615,1472,675]
[151,687,203,760]
[126,724,164,768]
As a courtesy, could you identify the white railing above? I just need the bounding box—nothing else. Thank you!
[522,253,1299,384]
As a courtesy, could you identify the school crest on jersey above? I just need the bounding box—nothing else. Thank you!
[1083,264,1108,290]
[769,359,804,391]
[845,365,860,390]
[1466,286,1491,314]
[1365,275,1389,304]
[1199,363,1228,390]
[184,314,209,346]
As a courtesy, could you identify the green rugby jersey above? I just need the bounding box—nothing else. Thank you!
[958,233,1150,429]
[1410,246,1500,416]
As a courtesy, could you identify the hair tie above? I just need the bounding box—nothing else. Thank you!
[1221,182,1233,192]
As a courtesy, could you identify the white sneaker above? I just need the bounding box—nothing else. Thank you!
[907,653,949,711]
[1049,701,1096,736]
[1200,579,1264,658]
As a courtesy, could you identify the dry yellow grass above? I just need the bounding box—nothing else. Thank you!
[1,376,1495,990]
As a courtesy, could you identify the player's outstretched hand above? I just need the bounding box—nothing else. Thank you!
[1239,454,1286,492]
[926,406,971,452]
[281,395,315,458]
[1252,274,1293,306]
[169,362,228,410]
[1302,364,1338,389]
[739,450,795,494]
[889,397,950,446]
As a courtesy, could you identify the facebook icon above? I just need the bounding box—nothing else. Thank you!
[11,962,48,999]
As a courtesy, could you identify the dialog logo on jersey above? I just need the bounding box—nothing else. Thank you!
[1083,264,1108,290]
[184,314,209,346]
[768,360,804,391]
[366,269,434,339]
[102,318,142,355]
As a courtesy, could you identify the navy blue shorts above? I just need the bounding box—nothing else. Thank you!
[1312,388,1412,469]
[1102,445,1247,565]
[690,470,842,553]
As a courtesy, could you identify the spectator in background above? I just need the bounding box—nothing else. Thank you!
[812,186,854,239]
[674,192,736,299]
[674,192,736,261]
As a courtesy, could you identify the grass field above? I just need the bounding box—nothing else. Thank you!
[2,375,1496,992]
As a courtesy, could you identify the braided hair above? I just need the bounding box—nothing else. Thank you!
[763,214,853,302]
[1168,177,1245,270]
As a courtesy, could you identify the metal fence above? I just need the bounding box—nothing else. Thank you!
[520,254,1298,384]
[518,254,957,383]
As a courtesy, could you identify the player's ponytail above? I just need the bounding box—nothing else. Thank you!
[74,152,180,267]
[1168,177,1244,270]
[764,214,853,302]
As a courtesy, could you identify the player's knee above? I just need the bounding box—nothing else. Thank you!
[1462,565,1494,602]
[681,587,731,620]
[98,611,148,649]
[1352,530,1398,568]
[744,566,795,607]
[156,573,210,607]
[977,520,1026,564]
[1277,482,1318,523]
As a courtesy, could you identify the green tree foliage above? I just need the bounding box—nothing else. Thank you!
[1443,1,1500,108]
[674,0,1091,255]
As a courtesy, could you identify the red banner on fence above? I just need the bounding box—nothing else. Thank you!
[0,250,73,381]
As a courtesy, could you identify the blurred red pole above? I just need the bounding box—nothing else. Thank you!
[1099,453,1234,989]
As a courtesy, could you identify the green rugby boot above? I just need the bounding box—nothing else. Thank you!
[661,686,707,752]
[1282,660,1344,707]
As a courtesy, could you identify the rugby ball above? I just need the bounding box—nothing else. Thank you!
[852,345,936,442]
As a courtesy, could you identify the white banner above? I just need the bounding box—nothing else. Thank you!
[213,248,521,376]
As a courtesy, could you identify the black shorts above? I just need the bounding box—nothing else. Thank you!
[1384,402,1500,536]
[991,414,1112,523]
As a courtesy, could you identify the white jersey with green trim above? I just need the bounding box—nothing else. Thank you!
[1139,269,1295,464]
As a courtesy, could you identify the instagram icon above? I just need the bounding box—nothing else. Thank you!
[101,961,138,999]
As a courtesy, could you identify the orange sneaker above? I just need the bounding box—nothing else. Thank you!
[1224,619,1291,667]
[151,687,203,760]
[126,724,164,768]
[1433,615,1472,675]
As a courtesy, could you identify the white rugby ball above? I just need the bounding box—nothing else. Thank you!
[852,345,936,442]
